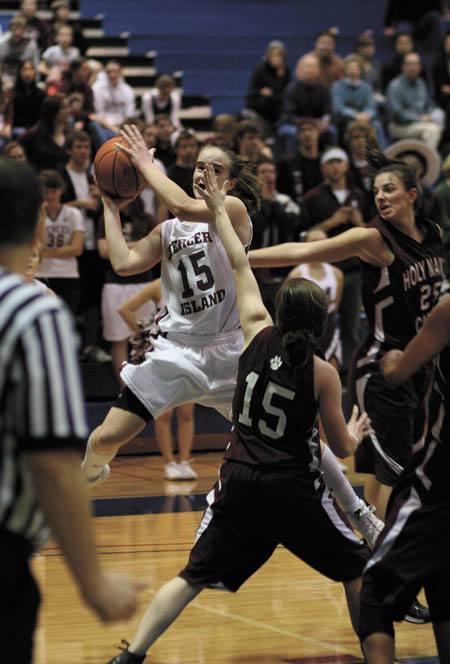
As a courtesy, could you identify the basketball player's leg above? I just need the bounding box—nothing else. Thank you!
[343,576,362,634]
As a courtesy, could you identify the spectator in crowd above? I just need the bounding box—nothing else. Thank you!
[142,74,182,130]
[331,55,386,147]
[3,140,27,161]
[98,197,156,382]
[306,29,344,89]
[20,95,71,171]
[118,278,197,481]
[59,129,110,362]
[51,0,87,55]
[384,0,443,52]
[0,14,40,82]
[352,32,383,94]
[387,52,444,150]
[277,117,323,204]
[252,156,300,315]
[235,120,273,160]
[61,58,95,117]
[0,78,13,150]
[11,60,45,136]
[381,31,420,92]
[343,120,376,216]
[93,59,136,141]
[434,152,450,266]
[299,147,369,367]
[385,139,442,223]
[432,29,450,152]
[245,40,291,131]
[153,113,176,169]
[138,122,168,225]
[208,113,237,149]
[167,130,198,196]
[279,53,334,156]
[42,25,80,76]
[20,0,51,50]
[37,169,84,315]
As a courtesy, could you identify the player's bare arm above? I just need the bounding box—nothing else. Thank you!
[249,227,393,269]
[195,163,271,347]
[118,124,250,245]
[102,196,162,276]
[381,296,450,385]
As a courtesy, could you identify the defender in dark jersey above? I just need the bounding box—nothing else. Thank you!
[106,164,373,664]
[360,297,450,663]
[249,150,445,525]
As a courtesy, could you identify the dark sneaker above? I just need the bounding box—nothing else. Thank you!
[107,640,146,663]
[404,600,431,624]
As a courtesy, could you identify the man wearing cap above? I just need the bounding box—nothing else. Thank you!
[387,52,444,150]
[299,147,370,368]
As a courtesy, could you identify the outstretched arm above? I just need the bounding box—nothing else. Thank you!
[381,297,450,385]
[195,164,271,347]
[117,124,251,244]
[249,227,391,268]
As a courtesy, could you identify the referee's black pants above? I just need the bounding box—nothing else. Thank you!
[0,529,40,663]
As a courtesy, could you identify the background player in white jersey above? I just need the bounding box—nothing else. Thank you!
[82,125,382,550]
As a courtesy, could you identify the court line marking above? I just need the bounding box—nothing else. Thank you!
[145,589,361,656]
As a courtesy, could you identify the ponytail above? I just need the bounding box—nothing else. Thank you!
[281,329,316,369]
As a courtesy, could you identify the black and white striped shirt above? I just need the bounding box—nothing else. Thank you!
[0,269,87,548]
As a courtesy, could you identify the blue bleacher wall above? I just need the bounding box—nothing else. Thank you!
[82,0,387,115]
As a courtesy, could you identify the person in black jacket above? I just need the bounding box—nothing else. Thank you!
[19,94,70,172]
[245,40,291,131]
[11,59,46,135]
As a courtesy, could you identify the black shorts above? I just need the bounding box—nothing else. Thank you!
[352,370,421,486]
[180,461,369,592]
[114,386,153,423]
[359,479,450,641]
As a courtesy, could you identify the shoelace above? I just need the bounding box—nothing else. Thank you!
[118,639,130,653]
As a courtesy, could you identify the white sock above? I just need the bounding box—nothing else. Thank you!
[81,434,116,479]
[320,446,362,515]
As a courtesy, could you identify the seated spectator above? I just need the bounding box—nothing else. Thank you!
[343,120,377,216]
[51,0,87,55]
[380,31,427,92]
[61,58,95,115]
[352,32,382,94]
[97,197,155,382]
[432,29,450,151]
[207,113,237,149]
[387,52,444,150]
[306,29,344,89]
[153,113,176,169]
[0,78,13,150]
[331,55,387,147]
[384,0,443,52]
[11,60,45,136]
[279,53,334,157]
[299,147,369,367]
[20,0,51,51]
[252,156,300,315]
[167,130,198,196]
[20,95,70,171]
[277,117,323,203]
[3,140,27,161]
[235,120,272,160]
[0,14,40,83]
[42,25,80,77]
[385,139,442,222]
[434,152,450,266]
[92,59,136,142]
[142,74,182,130]
[139,122,167,224]
[37,169,84,316]
[245,40,291,131]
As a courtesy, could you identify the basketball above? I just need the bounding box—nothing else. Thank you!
[94,135,142,199]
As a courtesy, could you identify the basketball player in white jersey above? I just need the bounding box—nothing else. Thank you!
[81,125,382,548]
[288,228,343,368]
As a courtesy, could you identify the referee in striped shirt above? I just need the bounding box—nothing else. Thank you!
[0,158,144,663]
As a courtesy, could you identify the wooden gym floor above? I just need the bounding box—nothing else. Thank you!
[33,452,438,663]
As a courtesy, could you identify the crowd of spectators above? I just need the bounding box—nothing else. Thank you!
[2,0,450,378]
